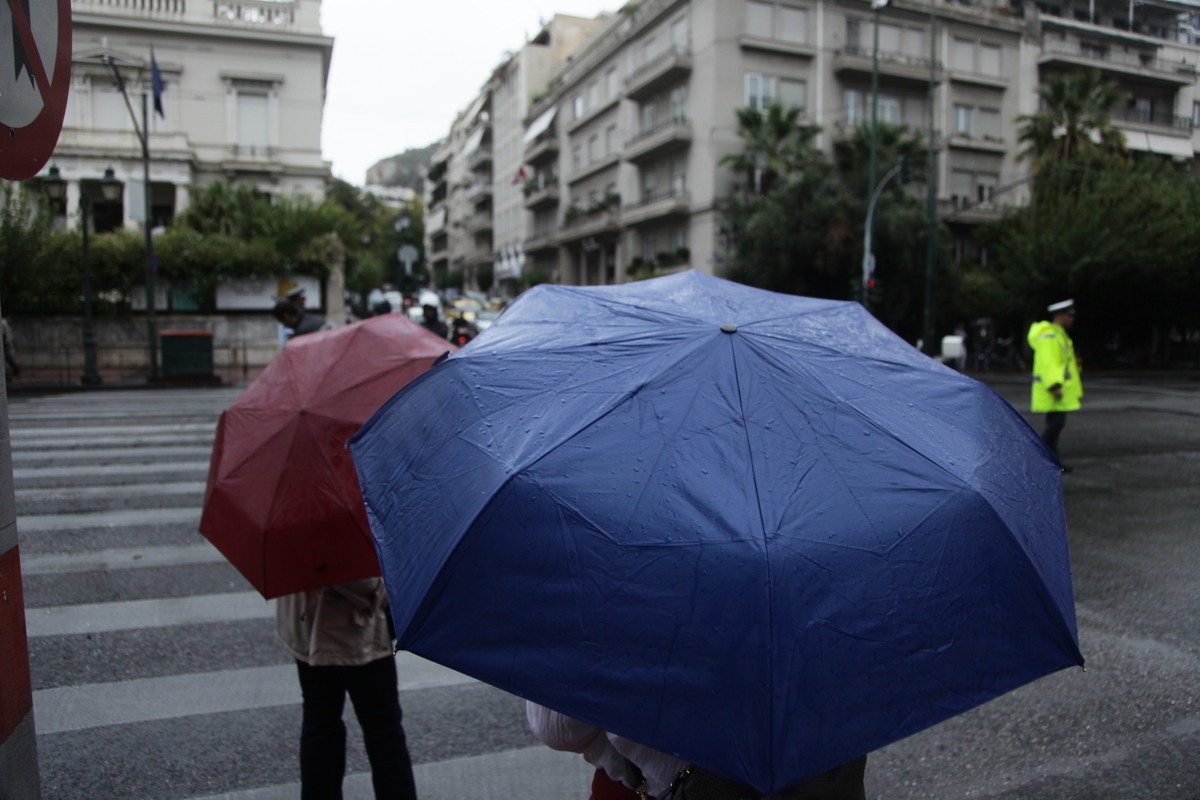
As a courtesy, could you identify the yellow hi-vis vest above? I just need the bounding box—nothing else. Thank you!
[1027,320,1083,413]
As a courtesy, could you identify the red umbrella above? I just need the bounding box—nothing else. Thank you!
[200,313,455,599]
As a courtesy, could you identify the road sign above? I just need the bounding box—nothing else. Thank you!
[399,244,419,275]
[0,0,72,180]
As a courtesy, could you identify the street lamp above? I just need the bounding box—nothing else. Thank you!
[41,166,120,385]
[395,210,413,288]
[865,0,890,308]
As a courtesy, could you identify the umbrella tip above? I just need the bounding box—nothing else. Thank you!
[721,324,738,334]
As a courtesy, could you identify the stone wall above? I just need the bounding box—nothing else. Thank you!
[7,314,285,384]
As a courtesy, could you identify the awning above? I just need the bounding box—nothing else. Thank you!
[522,106,558,144]
[427,207,447,234]
[463,126,485,156]
[1125,130,1194,159]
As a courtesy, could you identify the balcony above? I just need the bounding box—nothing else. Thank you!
[624,118,692,164]
[622,190,690,227]
[625,46,693,101]
[468,147,493,171]
[524,184,560,210]
[524,228,559,253]
[1039,23,1197,87]
[559,208,620,243]
[833,46,943,87]
[466,211,493,235]
[938,196,1012,224]
[567,152,620,186]
[466,181,493,203]
[524,132,559,166]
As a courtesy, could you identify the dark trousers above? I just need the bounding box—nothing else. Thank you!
[295,656,418,800]
[1042,411,1068,463]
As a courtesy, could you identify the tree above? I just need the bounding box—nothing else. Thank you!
[988,158,1200,364]
[720,103,822,194]
[1016,70,1128,174]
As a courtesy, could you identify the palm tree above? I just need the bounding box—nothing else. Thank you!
[721,103,822,194]
[1016,70,1128,170]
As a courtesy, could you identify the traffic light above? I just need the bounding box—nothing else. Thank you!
[867,274,883,306]
[898,155,912,185]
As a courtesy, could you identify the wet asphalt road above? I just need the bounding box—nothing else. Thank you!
[10,371,1200,799]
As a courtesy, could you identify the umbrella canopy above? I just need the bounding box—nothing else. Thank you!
[350,271,1083,794]
[201,313,454,599]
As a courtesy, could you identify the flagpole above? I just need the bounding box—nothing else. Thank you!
[102,53,160,381]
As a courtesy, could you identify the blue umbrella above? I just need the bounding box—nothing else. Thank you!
[350,270,1083,795]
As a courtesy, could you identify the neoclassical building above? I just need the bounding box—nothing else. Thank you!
[33,0,333,234]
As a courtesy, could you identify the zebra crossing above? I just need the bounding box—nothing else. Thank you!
[13,386,592,799]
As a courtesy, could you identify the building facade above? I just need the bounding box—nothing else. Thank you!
[423,14,611,293]
[32,0,333,235]
[435,0,1200,291]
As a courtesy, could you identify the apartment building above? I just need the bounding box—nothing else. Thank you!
[436,0,1198,290]
[424,13,611,292]
[31,0,333,234]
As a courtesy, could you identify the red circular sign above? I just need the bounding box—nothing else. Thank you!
[0,0,72,180]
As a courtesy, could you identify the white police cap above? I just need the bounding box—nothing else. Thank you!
[1047,299,1075,313]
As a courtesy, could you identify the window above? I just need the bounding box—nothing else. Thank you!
[1080,42,1106,58]
[572,147,582,172]
[642,103,658,134]
[780,78,806,111]
[643,235,657,261]
[573,94,584,119]
[92,80,130,130]
[780,7,807,43]
[237,90,270,155]
[606,68,619,99]
[846,18,863,51]
[879,24,901,53]
[903,28,925,58]
[953,104,974,136]
[980,43,1002,75]
[642,34,658,65]
[1133,97,1153,123]
[952,38,975,71]
[1193,101,1200,126]
[978,108,1001,139]
[587,82,600,109]
[670,87,688,122]
[844,89,864,124]
[671,161,686,195]
[672,17,688,50]
[746,73,776,111]
[746,1,773,37]
[976,174,998,203]
[605,124,617,155]
[588,134,599,163]
[877,94,901,124]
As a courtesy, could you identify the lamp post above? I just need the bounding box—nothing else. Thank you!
[865,0,890,308]
[395,209,412,289]
[42,166,120,385]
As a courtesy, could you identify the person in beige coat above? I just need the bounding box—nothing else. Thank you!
[277,578,418,800]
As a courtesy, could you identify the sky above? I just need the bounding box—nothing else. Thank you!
[319,1,616,187]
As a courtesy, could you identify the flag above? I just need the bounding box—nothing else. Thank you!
[512,165,527,185]
[151,47,165,118]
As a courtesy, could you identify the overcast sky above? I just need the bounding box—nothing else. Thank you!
[319,1,615,186]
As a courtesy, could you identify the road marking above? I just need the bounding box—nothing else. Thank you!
[33,655,477,734]
[20,542,224,575]
[16,480,207,501]
[191,745,595,800]
[25,591,270,637]
[17,506,200,532]
[12,460,209,480]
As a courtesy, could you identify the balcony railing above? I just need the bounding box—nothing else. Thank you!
[75,0,320,32]
[1039,37,1197,81]
[1113,106,1194,133]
